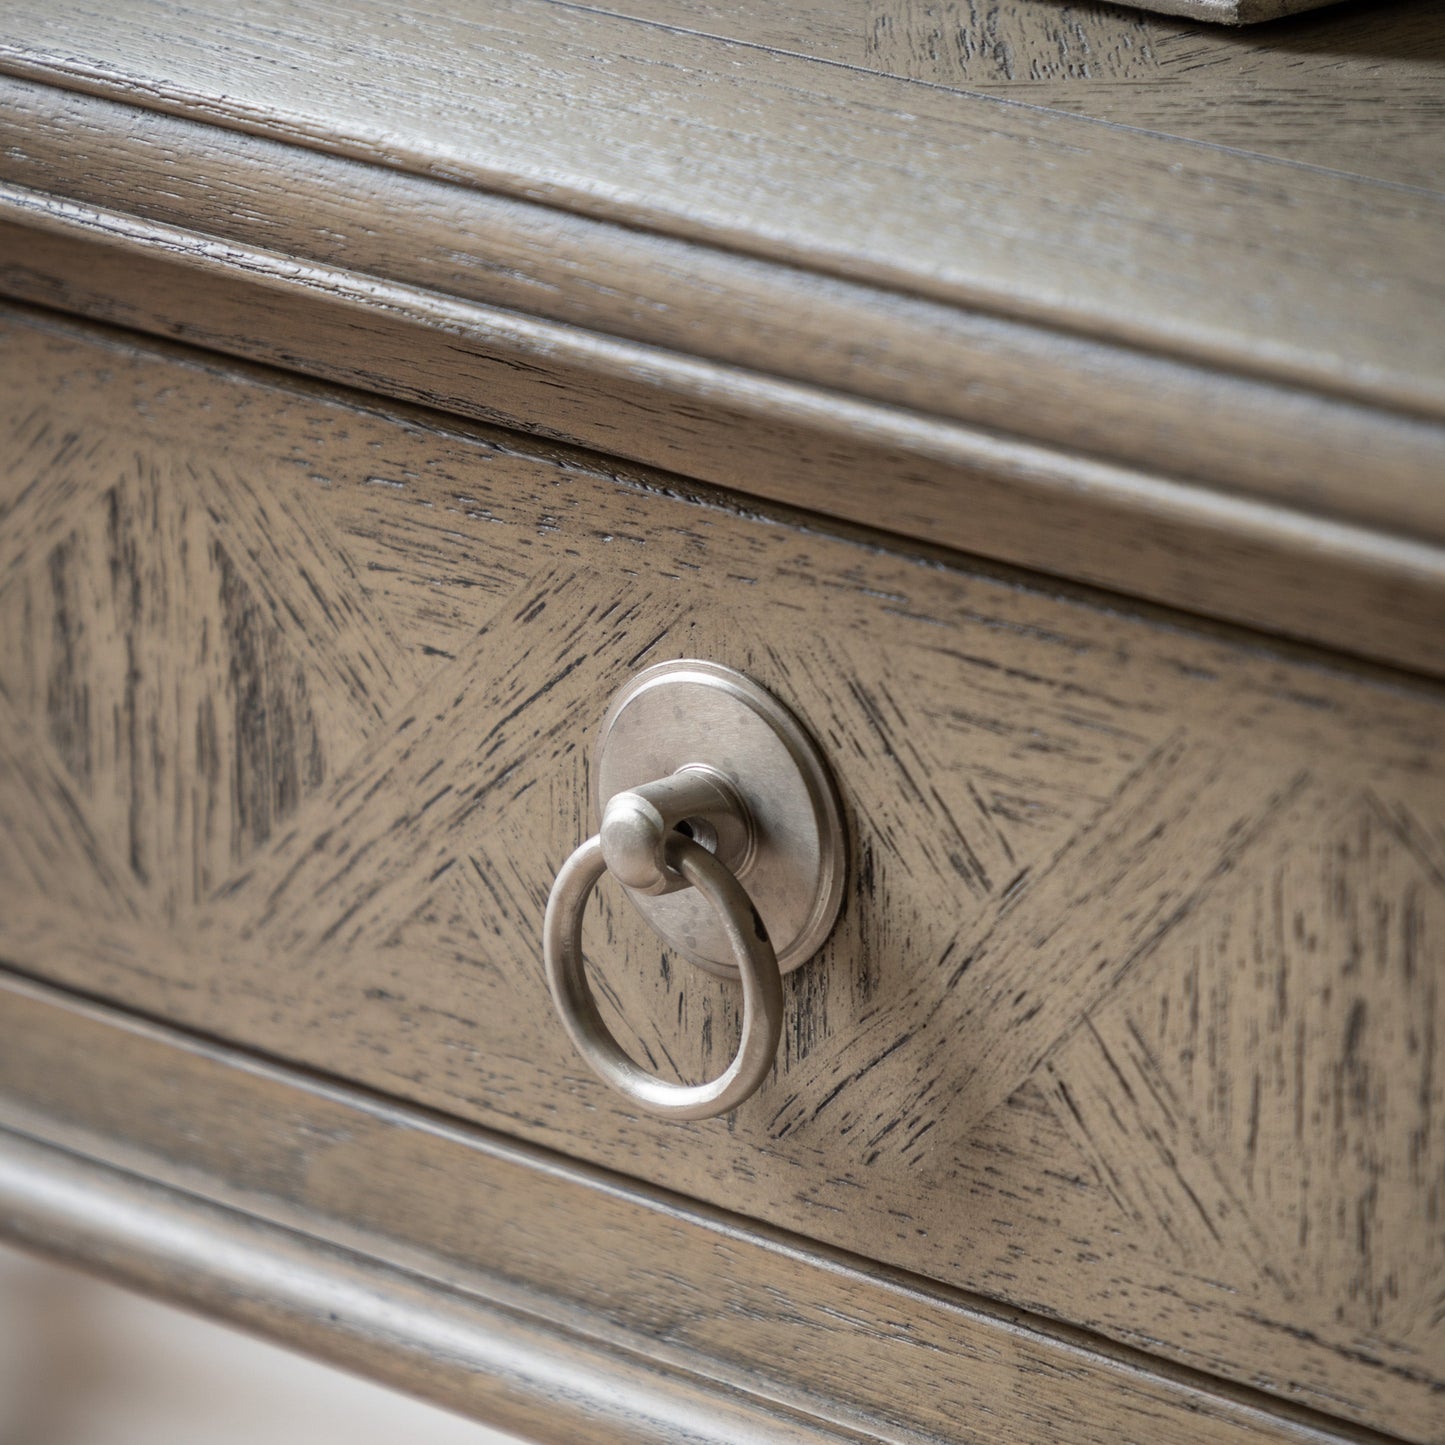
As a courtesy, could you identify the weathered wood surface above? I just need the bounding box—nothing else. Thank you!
[0,975,1385,1445]
[7,73,1439,540]
[1,308,1442,1439]
[601,0,1441,186]
[0,0,1439,416]
[3,88,1444,683]
[2,3,1441,682]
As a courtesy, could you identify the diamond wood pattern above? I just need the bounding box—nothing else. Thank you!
[1,308,1442,1440]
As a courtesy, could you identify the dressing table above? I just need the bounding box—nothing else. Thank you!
[0,2,1442,1440]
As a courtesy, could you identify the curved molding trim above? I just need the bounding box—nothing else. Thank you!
[5,226,1445,682]
[0,1131,868,1445]
[0,971,1379,1445]
[0,1,1439,418]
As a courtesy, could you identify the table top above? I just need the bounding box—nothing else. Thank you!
[2,0,1439,405]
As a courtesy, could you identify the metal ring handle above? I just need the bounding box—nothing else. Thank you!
[543,831,783,1120]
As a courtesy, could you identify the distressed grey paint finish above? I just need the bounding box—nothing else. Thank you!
[1,309,1442,1440]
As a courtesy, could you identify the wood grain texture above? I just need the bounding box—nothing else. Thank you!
[588,0,1444,186]
[3,4,1441,682]
[0,972,1397,1445]
[2,308,1443,1439]
[6,74,1440,538]
[0,1138,863,1445]
[3,193,1443,683]
[0,0,1440,420]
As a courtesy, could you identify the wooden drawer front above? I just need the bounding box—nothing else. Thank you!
[2,307,1443,1441]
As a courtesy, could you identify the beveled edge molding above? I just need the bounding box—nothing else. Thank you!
[0,969,1389,1445]
[0,75,1440,532]
[0,0,1440,422]
[5,206,1445,684]
[3,73,1445,679]
[0,1132,862,1445]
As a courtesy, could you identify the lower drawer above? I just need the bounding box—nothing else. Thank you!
[2,306,1442,1440]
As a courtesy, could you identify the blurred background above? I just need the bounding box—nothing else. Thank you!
[0,1242,523,1444]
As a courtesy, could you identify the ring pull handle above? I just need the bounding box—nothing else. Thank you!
[543,770,782,1120]
[539,661,846,1122]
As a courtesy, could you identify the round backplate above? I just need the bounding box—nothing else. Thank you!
[594,661,846,978]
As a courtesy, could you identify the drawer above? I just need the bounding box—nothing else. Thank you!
[2,306,1443,1441]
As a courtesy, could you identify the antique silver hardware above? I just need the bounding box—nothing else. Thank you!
[542,660,846,1120]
